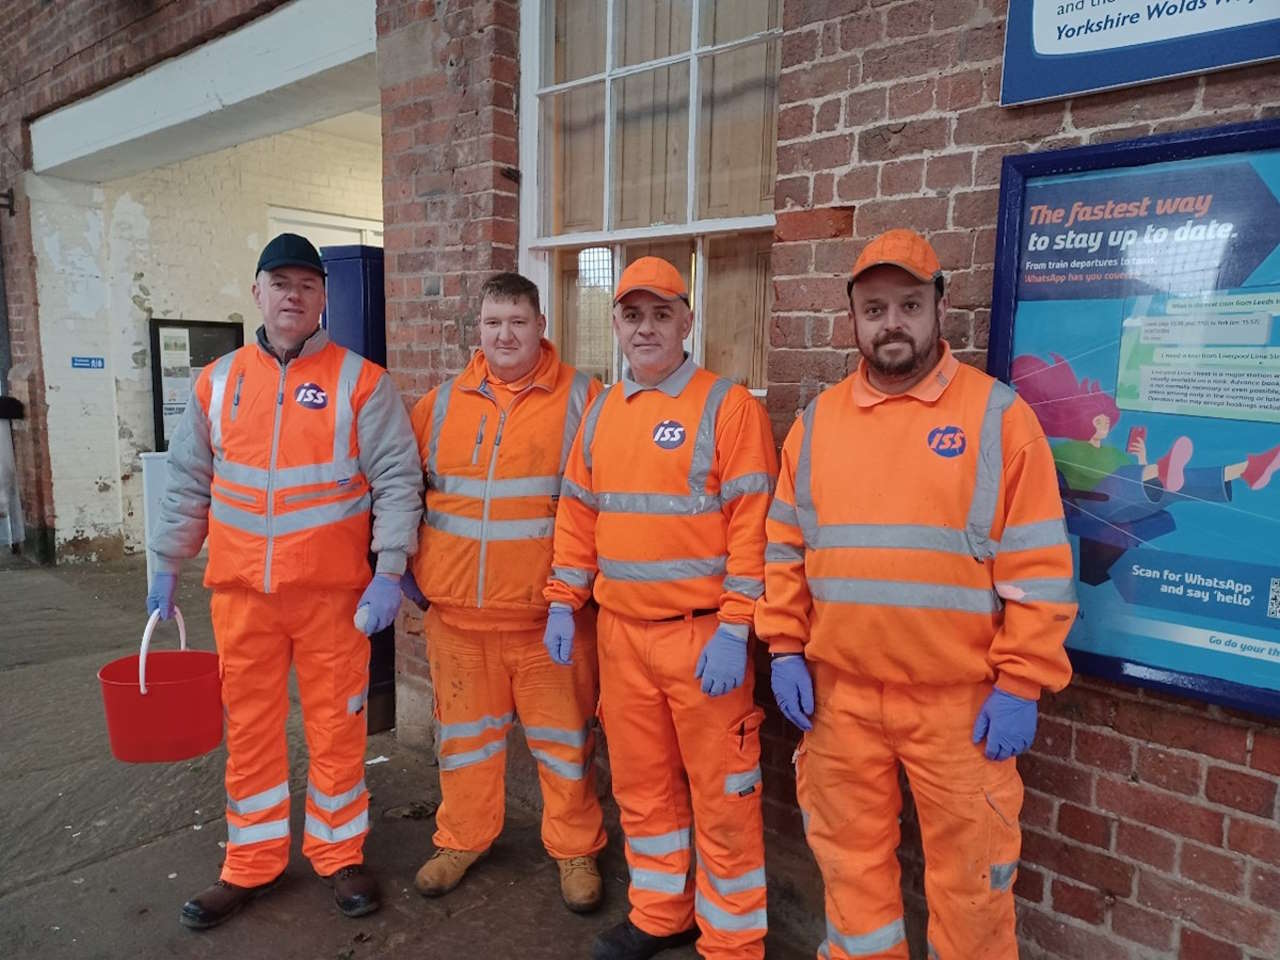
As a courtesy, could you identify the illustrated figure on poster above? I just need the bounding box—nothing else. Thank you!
[1012,353,1280,584]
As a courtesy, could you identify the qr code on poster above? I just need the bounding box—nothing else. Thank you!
[1269,578,1280,620]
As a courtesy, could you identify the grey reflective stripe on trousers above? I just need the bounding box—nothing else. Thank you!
[963,380,1015,560]
[529,749,586,780]
[724,766,761,795]
[205,353,236,459]
[439,711,514,742]
[560,371,592,473]
[304,809,369,844]
[426,509,554,543]
[990,861,1017,891]
[211,490,371,537]
[702,864,766,897]
[810,577,1000,614]
[226,780,289,815]
[307,778,367,812]
[440,738,507,771]
[227,817,290,846]
[695,890,767,932]
[524,724,588,748]
[631,867,688,895]
[628,827,691,857]
[599,555,727,582]
[822,917,906,957]
[998,518,1069,553]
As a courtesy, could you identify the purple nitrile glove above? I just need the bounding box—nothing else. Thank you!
[543,603,575,665]
[771,654,814,732]
[146,572,178,620]
[354,573,403,635]
[400,570,428,610]
[972,688,1038,761]
[694,623,748,697]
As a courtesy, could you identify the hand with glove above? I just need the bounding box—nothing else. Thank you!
[972,688,1038,761]
[400,570,428,610]
[771,654,814,732]
[543,603,576,665]
[146,571,178,620]
[353,573,403,635]
[694,623,748,696]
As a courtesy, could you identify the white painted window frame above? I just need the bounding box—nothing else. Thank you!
[267,205,384,247]
[518,0,779,387]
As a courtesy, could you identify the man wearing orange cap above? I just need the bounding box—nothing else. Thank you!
[756,229,1077,959]
[544,257,777,960]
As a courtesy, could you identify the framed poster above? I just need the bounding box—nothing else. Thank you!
[148,319,245,451]
[989,119,1280,716]
[1001,1,1280,107]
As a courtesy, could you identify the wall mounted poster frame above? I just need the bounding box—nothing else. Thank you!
[989,119,1280,716]
[149,319,244,451]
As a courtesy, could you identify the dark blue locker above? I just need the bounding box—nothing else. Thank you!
[321,245,386,368]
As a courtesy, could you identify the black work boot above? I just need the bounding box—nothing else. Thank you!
[179,877,279,930]
[322,864,381,918]
[591,918,698,960]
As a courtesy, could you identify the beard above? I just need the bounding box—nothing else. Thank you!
[858,317,940,378]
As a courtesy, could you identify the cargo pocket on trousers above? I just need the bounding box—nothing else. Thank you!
[723,707,765,802]
[983,772,1024,897]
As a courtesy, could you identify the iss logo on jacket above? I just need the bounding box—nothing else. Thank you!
[927,425,966,457]
[294,383,328,410]
[652,420,687,450]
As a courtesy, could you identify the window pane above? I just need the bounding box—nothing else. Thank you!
[699,0,779,45]
[613,64,690,229]
[697,41,777,220]
[542,83,605,236]
[555,247,615,383]
[703,232,771,388]
[616,0,692,67]
[544,0,605,84]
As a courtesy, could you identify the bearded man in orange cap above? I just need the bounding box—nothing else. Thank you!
[756,228,1077,959]
[544,256,778,960]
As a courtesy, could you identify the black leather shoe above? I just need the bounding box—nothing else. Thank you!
[591,919,698,960]
[323,864,381,918]
[179,877,279,930]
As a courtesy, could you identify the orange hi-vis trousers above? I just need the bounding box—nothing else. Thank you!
[599,609,767,960]
[425,606,606,859]
[212,587,372,887]
[796,664,1023,960]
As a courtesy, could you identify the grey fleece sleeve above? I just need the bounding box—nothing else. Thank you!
[150,389,213,573]
[357,373,424,576]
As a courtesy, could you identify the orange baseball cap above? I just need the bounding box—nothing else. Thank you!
[848,228,944,295]
[614,256,689,304]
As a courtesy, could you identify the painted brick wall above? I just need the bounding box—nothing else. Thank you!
[765,1,1280,957]
[0,0,292,557]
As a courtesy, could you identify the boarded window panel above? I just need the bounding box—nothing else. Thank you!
[697,41,777,220]
[545,0,605,84]
[556,247,614,383]
[616,0,692,67]
[703,232,771,388]
[613,64,690,230]
[699,0,779,45]
[543,82,605,236]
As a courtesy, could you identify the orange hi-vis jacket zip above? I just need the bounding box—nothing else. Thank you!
[153,328,422,592]
[756,345,1075,698]
[410,341,601,631]
[546,357,777,625]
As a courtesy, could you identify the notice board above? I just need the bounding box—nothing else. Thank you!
[149,319,244,451]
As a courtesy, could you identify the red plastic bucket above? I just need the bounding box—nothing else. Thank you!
[98,607,223,763]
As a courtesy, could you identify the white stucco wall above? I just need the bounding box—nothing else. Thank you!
[28,124,382,557]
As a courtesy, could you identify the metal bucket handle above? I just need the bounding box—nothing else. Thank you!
[139,606,186,695]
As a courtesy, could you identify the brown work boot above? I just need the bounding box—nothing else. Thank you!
[413,846,489,897]
[179,876,279,930]
[557,855,603,913]
[321,864,381,918]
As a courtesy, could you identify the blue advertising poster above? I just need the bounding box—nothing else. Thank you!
[998,128,1280,712]
[1002,1,1280,106]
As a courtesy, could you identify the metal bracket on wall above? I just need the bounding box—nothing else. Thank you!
[0,188,13,217]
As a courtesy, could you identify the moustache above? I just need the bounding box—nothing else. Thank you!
[874,333,914,347]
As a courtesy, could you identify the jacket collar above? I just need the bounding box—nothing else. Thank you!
[255,324,329,364]
[852,341,960,408]
[458,338,561,395]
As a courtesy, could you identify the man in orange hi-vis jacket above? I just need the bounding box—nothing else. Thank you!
[148,233,423,929]
[544,257,778,960]
[401,272,607,912]
[757,229,1077,960]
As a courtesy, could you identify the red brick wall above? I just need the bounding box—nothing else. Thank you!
[375,0,520,719]
[0,0,290,557]
[765,1,1280,957]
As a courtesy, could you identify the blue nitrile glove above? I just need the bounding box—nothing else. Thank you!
[972,688,1038,761]
[543,603,576,665]
[146,572,178,620]
[353,573,403,635]
[694,623,748,697]
[400,570,428,610]
[771,654,814,732]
